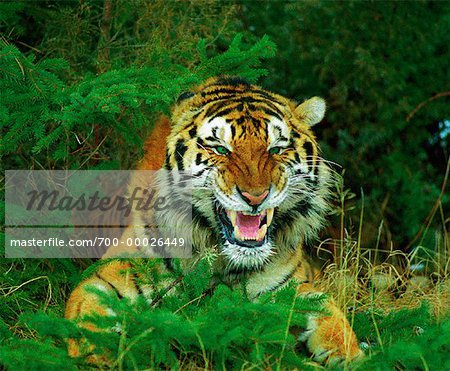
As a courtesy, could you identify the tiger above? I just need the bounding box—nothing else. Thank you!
[65,76,363,365]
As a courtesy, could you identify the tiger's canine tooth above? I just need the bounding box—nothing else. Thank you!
[266,208,274,226]
[257,224,268,241]
[234,225,242,239]
[229,210,237,226]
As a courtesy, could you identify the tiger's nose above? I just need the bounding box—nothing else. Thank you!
[238,188,269,206]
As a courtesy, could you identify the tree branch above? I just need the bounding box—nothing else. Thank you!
[406,92,450,122]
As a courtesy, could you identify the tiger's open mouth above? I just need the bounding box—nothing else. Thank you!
[217,206,274,248]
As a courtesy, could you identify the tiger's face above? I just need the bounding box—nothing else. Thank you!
[165,77,329,270]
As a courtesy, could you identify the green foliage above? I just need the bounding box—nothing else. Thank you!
[0,338,77,371]
[366,319,450,371]
[0,259,78,327]
[0,259,327,369]
[80,281,322,369]
[353,302,432,345]
[353,303,450,370]
[0,34,275,169]
[1,259,447,370]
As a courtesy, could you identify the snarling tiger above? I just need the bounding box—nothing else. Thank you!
[65,76,363,365]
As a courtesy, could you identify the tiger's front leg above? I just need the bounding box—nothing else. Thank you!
[296,281,364,365]
[65,261,136,364]
[65,257,156,365]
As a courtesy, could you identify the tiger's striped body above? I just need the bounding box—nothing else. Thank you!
[65,77,363,364]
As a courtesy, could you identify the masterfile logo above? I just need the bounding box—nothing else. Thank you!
[5,170,193,258]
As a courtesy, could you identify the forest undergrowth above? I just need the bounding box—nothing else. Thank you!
[1,172,448,370]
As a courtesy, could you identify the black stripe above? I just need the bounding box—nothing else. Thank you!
[211,105,239,120]
[193,168,206,177]
[192,110,204,120]
[201,87,246,97]
[192,205,212,230]
[166,167,174,189]
[237,97,284,118]
[95,273,124,299]
[239,125,247,138]
[197,138,205,149]
[303,141,314,158]
[188,126,197,138]
[314,157,320,177]
[205,136,220,143]
[303,142,314,171]
[179,172,192,185]
[291,130,301,138]
[221,95,284,117]
[251,117,263,129]
[132,275,144,295]
[164,151,172,170]
[195,153,203,165]
[286,159,298,168]
[164,258,175,272]
[201,95,285,121]
[259,106,283,121]
[199,94,242,107]
[175,140,187,170]
[203,100,235,119]
[247,102,257,111]
[294,199,312,217]
[274,126,282,137]
[236,116,245,125]
[249,89,283,104]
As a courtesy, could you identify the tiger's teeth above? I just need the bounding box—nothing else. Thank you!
[266,208,274,226]
[229,210,237,226]
[257,224,267,241]
[234,225,242,239]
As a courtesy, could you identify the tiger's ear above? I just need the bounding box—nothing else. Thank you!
[295,97,326,127]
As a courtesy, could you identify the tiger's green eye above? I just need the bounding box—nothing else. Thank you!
[215,146,230,155]
[269,146,282,155]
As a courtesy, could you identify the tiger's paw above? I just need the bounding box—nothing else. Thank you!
[299,314,364,365]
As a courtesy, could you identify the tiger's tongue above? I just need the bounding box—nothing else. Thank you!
[236,212,261,238]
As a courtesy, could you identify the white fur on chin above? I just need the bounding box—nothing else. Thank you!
[221,240,275,270]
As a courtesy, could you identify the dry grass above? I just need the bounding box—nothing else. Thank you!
[315,168,449,318]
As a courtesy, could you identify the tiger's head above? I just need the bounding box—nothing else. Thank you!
[164,77,331,270]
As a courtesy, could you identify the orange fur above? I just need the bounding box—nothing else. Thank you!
[137,116,171,170]
[297,282,363,363]
[65,261,136,360]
